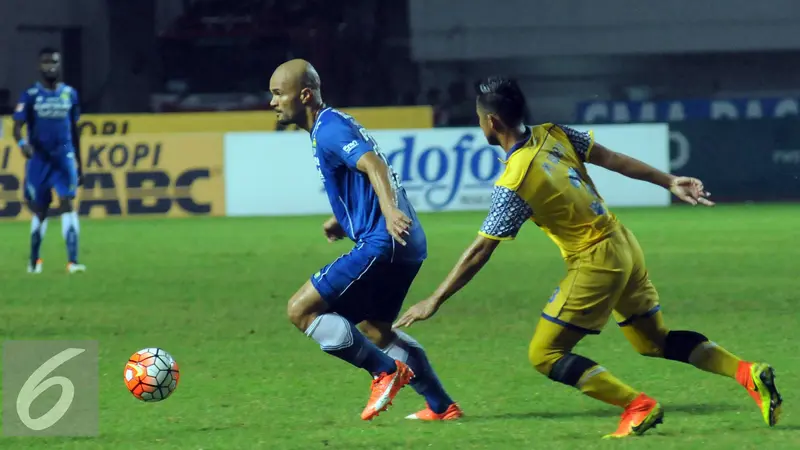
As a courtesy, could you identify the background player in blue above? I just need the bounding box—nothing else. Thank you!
[269,59,461,421]
[13,48,86,274]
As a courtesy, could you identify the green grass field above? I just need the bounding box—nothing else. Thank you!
[1,204,798,449]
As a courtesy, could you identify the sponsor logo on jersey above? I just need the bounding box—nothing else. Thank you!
[342,140,358,153]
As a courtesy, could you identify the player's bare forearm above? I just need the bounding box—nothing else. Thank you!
[12,120,24,143]
[356,152,397,213]
[71,123,83,172]
[431,236,499,307]
[588,143,674,189]
[13,120,34,158]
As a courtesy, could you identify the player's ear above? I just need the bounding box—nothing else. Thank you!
[299,88,313,105]
[487,114,499,132]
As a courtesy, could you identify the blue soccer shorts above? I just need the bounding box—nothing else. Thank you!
[24,151,78,208]
[311,244,423,324]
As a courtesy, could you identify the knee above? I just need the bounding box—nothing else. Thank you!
[59,197,74,213]
[663,330,709,363]
[624,320,669,358]
[530,344,601,388]
[286,293,326,331]
[632,341,665,358]
[528,341,562,376]
[628,331,666,358]
[27,201,46,219]
[357,322,394,348]
[286,299,309,330]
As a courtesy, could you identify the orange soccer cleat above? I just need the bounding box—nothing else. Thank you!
[604,393,663,439]
[406,402,464,421]
[360,361,414,420]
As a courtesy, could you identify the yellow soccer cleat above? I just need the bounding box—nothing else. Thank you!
[603,393,664,439]
[739,362,783,427]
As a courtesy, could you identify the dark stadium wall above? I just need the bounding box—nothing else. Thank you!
[409,0,800,60]
[0,0,110,114]
[100,0,158,113]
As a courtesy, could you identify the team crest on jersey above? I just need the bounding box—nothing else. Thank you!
[15,103,24,113]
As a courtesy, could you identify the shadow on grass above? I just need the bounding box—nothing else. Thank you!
[472,402,740,421]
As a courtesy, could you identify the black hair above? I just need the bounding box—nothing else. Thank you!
[39,47,59,57]
[476,76,527,126]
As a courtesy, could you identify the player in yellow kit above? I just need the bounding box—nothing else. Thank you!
[394,76,782,438]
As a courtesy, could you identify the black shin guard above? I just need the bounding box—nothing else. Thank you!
[664,330,708,363]
[548,353,598,387]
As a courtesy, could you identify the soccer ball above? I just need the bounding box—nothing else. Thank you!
[124,348,180,402]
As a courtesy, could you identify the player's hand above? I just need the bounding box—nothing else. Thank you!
[322,216,346,242]
[20,143,34,159]
[384,207,412,246]
[393,298,440,328]
[669,176,714,206]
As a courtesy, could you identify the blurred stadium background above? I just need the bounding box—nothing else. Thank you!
[1,0,799,210]
[1,1,798,449]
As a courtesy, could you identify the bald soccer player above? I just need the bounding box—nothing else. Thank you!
[269,60,461,421]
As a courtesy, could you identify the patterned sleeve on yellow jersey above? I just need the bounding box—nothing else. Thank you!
[478,185,533,240]
[560,125,595,162]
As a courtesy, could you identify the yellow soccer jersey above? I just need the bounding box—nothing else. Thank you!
[478,123,619,258]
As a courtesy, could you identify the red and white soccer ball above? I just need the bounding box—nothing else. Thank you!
[124,348,180,402]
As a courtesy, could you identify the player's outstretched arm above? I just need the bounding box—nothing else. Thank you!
[588,143,714,206]
[394,236,499,328]
[427,235,499,305]
[356,152,411,245]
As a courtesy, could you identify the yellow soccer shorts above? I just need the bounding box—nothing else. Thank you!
[541,225,661,334]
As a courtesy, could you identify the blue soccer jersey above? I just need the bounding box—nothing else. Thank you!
[311,107,426,262]
[14,82,80,154]
[14,82,81,206]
